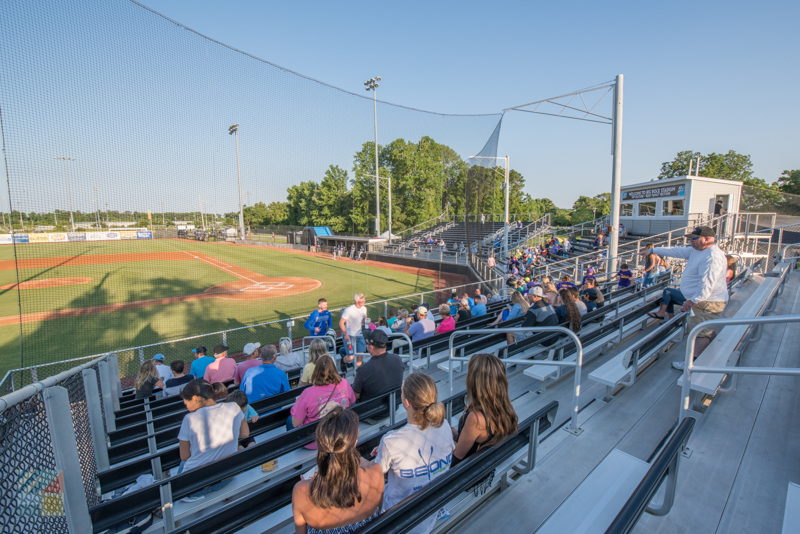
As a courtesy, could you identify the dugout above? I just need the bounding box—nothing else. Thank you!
[619,175,742,235]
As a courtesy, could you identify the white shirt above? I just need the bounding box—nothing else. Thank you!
[154,363,173,382]
[653,245,729,303]
[375,422,455,534]
[341,304,367,337]
[177,402,244,472]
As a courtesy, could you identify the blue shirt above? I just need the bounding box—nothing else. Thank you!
[241,363,290,403]
[471,302,487,317]
[189,356,215,379]
[304,309,332,336]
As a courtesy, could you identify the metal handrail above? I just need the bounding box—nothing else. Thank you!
[679,314,800,422]
[446,326,584,434]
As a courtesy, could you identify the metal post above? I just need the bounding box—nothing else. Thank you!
[388,174,393,244]
[108,354,121,411]
[503,156,510,256]
[97,361,116,432]
[81,369,110,471]
[608,74,624,274]
[43,386,93,534]
[229,124,246,240]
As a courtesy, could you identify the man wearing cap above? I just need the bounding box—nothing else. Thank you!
[189,346,214,379]
[234,342,262,385]
[647,226,728,367]
[240,345,290,403]
[151,354,173,383]
[203,344,238,383]
[523,287,559,328]
[406,306,435,342]
[352,329,404,401]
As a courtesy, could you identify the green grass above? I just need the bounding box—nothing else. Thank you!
[249,234,288,243]
[0,239,434,375]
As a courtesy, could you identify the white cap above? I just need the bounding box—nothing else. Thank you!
[243,342,261,355]
[530,286,544,298]
[417,306,428,315]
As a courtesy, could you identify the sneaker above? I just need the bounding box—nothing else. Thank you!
[671,361,685,371]
[181,494,205,503]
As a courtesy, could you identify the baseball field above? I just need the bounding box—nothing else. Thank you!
[0,239,457,376]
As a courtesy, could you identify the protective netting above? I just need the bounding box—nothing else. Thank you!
[0,394,68,534]
[0,0,502,376]
[61,372,101,507]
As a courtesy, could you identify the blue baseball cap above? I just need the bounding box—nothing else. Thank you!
[152,353,165,361]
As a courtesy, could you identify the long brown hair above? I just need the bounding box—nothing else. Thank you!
[307,338,328,365]
[135,361,158,390]
[559,289,582,333]
[311,355,341,387]
[310,407,362,509]
[466,354,518,447]
[402,372,445,430]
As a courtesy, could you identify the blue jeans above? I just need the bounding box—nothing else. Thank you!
[643,271,656,288]
[661,288,685,314]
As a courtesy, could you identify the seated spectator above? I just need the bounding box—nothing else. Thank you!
[234,342,262,385]
[211,382,228,400]
[556,289,583,333]
[435,303,455,335]
[177,379,248,475]
[579,277,605,312]
[568,287,588,315]
[292,408,383,533]
[456,299,472,322]
[291,355,356,446]
[353,329,404,401]
[151,354,173,383]
[446,291,460,316]
[374,317,393,336]
[556,274,577,290]
[461,292,475,308]
[225,389,258,448]
[374,373,454,533]
[299,338,328,387]
[406,306,435,342]
[134,361,163,400]
[475,288,488,305]
[203,344,237,383]
[726,255,738,284]
[241,345,291,403]
[163,360,193,397]
[189,346,213,379]
[489,290,529,332]
[543,281,560,307]
[386,309,398,329]
[522,287,559,329]
[276,339,305,372]
[616,263,634,288]
[453,354,518,464]
[391,309,409,332]
[471,298,487,317]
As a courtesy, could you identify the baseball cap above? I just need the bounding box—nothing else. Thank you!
[530,286,545,298]
[417,306,428,316]
[690,226,715,238]
[366,329,389,346]
[152,353,165,361]
[243,342,261,355]
[192,346,207,355]
[213,344,229,355]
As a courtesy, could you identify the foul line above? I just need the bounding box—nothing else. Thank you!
[180,250,260,284]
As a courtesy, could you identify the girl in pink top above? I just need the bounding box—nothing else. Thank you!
[290,356,356,449]
[436,303,456,335]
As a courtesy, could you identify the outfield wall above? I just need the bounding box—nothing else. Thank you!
[0,230,153,244]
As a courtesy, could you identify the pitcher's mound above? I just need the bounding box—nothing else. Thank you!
[203,277,321,300]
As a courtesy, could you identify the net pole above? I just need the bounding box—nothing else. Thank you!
[608,74,624,273]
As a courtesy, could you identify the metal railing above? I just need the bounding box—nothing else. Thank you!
[446,327,584,434]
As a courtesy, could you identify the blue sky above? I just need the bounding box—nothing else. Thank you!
[2,0,798,212]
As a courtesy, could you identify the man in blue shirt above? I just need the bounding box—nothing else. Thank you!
[303,297,332,336]
[189,346,214,379]
[240,346,290,403]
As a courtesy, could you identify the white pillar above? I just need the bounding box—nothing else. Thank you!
[608,74,624,274]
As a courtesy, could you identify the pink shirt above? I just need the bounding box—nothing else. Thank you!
[291,381,356,449]
[235,359,262,384]
[436,316,455,335]
[203,357,237,383]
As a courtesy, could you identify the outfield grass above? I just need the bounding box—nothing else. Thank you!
[0,239,434,374]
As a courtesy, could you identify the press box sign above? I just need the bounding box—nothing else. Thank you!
[622,184,685,201]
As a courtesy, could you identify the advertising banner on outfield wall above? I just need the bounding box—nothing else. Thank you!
[67,233,86,242]
[136,231,152,239]
[0,234,12,244]
[86,232,121,241]
[28,233,50,243]
[12,234,29,243]
[49,233,67,242]
[119,230,138,240]
[0,230,142,244]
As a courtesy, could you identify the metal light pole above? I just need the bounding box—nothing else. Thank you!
[364,76,381,236]
[54,156,76,231]
[228,123,246,239]
[608,74,624,273]
[469,155,511,256]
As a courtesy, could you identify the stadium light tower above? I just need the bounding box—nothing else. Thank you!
[228,123,246,240]
[364,76,381,236]
[469,154,510,256]
[53,156,76,231]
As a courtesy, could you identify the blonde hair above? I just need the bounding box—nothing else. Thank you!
[307,338,328,365]
[402,372,445,430]
[279,339,292,356]
[438,303,451,317]
[353,292,365,303]
[511,290,530,314]
[135,361,158,390]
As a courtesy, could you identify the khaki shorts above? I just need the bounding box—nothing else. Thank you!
[687,301,727,338]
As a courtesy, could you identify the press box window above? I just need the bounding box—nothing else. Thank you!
[638,202,656,216]
[621,203,633,216]
[662,199,684,216]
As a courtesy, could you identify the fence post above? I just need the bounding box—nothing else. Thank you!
[81,369,110,471]
[43,386,93,534]
[97,361,116,432]
[137,348,145,364]
[108,354,121,411]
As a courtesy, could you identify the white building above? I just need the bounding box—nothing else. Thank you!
[619,175,742,235]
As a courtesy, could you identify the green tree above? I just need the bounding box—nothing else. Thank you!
[311,165,351,232]
[243,201,268,227]
[263,201,289,225]
[658,150,701,179]
[286,181,318,226]
[659,150,754,181]
[776,169,800,195]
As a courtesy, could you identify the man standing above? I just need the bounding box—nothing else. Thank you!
[641,242,660,288]
[647,226,728,367]
[240,345,290,403]
[203,344,237,383]
[234,342,262,385]
[339,293,368,357]
[352,330,404,401]
[304,298,332,337]
[189,346,214,379]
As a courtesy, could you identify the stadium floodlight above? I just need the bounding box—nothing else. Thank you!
[53,156,76,231]
[469,154,510,257]
[364,76,381,237]
[228,123,246,240]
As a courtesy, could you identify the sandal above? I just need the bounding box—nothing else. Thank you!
[647,312,665,320]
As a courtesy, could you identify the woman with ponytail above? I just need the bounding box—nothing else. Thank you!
[453,353,518,464]
[292,407,383,534]
[374,372,454,534]
[557,288,583,333]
